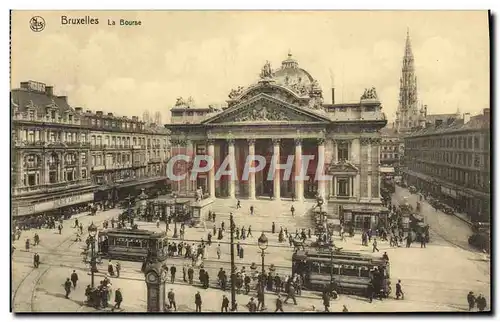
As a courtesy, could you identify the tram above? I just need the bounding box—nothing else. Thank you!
[292,249,391,297]
[97,228,169,262]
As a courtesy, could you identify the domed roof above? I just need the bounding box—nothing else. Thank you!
[273,52,315,88]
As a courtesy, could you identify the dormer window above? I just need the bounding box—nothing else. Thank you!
[29,111,34,120]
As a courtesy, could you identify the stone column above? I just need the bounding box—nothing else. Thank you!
[355,174,360,199]
[16,151,23,187]
[294,138,303,201]
[185,140,192,195]
[317,138,326,199]
[367,139,372,201]
[228,139,236,198]
[207,140,216,198]
[272,138,281,200]
[248,139,256,200]
[333,176,337,197]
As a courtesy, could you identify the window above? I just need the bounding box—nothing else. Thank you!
[91,136,96,146]
[337,178,350,197]
[81,169,87,179]
[92,155,96,167]
[28,130,35,143]
[27,174,36,186]
[133,138,137,146]
[105,136,110,146]
[97,136,102,146]
[474,137,480,149]
[338,142,349,161]
[49,171,57,183]
[66,170,74,181]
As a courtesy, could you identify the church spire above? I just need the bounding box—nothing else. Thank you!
[395,28,419,133]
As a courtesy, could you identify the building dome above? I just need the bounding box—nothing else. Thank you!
[273,52,315,88]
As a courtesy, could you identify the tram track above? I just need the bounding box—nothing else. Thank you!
[12,214,114,312]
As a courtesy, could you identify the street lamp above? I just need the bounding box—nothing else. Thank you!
[258,232,269,311]
[88,222,98,288]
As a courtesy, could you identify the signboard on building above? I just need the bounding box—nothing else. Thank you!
[12,192,94,217]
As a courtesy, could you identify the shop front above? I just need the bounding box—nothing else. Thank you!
[13,191,94,219]
[340,205,389,231]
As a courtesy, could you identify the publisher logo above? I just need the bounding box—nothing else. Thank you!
[30,16,45,32]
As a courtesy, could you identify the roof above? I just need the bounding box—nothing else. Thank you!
[407,112,489,138]
[379,126,399,137]
[425,113,459,124]
[11,88,73,116]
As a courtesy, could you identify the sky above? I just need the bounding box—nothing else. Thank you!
[11,10,490,124]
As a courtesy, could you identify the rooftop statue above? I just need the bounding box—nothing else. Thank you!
[175,96,195,108]
[361,87,378,100]
[260,60,274,79]
[228,86,245,99]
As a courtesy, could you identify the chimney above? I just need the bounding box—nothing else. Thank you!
[86,109,92,114]
[463,113,471,124]
[20,81,30,90]
[74,107,83,113]
[58,95,67,103]
[96,111,103,116]
[435,119,443,127]
[483,108,490,119]
[45,86,54,96]
[331,88,335,104]
[107,112,113,117]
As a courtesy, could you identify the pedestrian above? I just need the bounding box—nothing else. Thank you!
[246,297,257,312]
[188,266,194,284]
[395,279,404,300]
[247,225,253,238]
[467,291,476,311]
[283,283,297,305]
[239,245,244,259]
[342,305,349,312]
[168,289,177,311]
[237,199,241,209]
[70,270,79,288]
[382,252,389,262]
[221,295,230,312]
[257,287,265,311]
[108,260,115,276]
[272,222,276,234]
[33,252,40,268]
[250,205,254,216]
[236,242,241,256]
[25,238,30,252]
[170,265,176,283]
[322,289,330,312]
[113,288,123,311]
[290,205,295,217]
[216,244,221,259]
[115,262,121,278]
[275,294,284,312]
[64,278,72,299]
[372,238,379,253]
[476,294,487,311]
[420,233,427,248]
[195,291,202,312]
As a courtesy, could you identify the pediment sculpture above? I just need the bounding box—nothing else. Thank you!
[234,105,290,122]
[361,87,378,100]
[228,86,245,99]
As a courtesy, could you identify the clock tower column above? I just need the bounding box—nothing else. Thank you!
[144,262,167,312]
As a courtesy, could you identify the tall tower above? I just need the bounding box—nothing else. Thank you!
[154,111,162,125]
[142,111,151,125]
[395,29,419,133]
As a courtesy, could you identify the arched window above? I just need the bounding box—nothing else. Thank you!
[24,154,41,168]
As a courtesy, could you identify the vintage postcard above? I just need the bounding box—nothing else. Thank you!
[10,10,491,313]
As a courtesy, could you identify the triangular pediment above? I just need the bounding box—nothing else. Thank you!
[202,93,331,125]
[327,161,359,175]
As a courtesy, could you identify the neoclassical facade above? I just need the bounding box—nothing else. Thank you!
[166,54,388,215]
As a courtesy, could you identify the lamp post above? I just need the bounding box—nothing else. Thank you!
[88,222,98,288]
[258,232,269,311]
[229,213,236,311]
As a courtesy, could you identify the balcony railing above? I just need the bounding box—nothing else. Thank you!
[92,165,105,171]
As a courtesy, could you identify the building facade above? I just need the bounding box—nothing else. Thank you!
[11,80,171,218]
[11,81,94,217]
[81,110,170,207]
[166,53,388,219]
[404,109,491,222]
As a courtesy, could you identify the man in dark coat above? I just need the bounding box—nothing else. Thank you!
[395,279,404,300]
[64,278,72,298]
[188,266,194,284]
[170,265,177,283]
[246,297,257,312]
[168,289,177,311]
[467,291,476,311]
[195,291,202,312]
[476,294,487,311]
[272,222,276,234]
[33,253,40,268]
[221,295,229,312]
[70,270,79,288]
[113,288,123,310]
[283,284,297,305]
[322,289,331,312]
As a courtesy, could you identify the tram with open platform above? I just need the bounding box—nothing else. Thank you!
[97,228,168,262]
